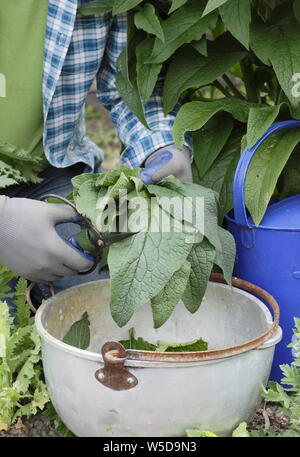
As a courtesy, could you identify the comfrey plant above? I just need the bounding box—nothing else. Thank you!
[80,0,300,226]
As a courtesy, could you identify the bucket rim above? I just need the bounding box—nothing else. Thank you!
[35,274,280,365]
[226,194,300,232]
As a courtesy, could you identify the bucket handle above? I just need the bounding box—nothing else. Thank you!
[26,282,55,314]
[233,120,300,228]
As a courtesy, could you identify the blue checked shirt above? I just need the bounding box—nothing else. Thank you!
[44,0,178,171]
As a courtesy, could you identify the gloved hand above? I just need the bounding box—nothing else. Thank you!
[140,144,192,184]
[0,196,94,282]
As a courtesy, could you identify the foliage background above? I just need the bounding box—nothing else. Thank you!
[81,0,300,226]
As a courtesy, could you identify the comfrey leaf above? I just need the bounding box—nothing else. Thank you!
[119,328,208,352]
[108,227,193,327]
[63,312,90,350]
[182,238,216,313]
[156,338,208,352]
[119,328,156,351]
[151,260,191,328]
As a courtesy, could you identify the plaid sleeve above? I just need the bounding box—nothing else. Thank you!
[96,14,180,169]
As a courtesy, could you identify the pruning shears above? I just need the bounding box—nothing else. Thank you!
[40,194,136,275]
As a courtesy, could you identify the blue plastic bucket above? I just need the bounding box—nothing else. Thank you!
[226,120,300,382]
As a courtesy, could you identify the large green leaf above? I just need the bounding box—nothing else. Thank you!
[194,129,244,220]
[250,15,300,108]
[192,112,234,178]
[151,261,191,328]
[77,0,113,15]
[163,39,245,113]
[63,312,90,350]
[219,0,251,49]
[119,328,208,352]
[182,238,216,313]
[115,71,148,128]
[71,172,99,194]
[214,227,236,285]
[246,105,281,149]
[147,0,217,64]
[245,128,300,225]
[202,0,230,16]
[173,99,250,148]
[112,0,143,15]
[169,0,189,14]
[148,176,222,250]
[156,338,208,352]
[134,3,164,42]
[136,38,162,104]
[73,180,102,225]
[277,146,300,199]
[95,166,140,187]
[118,10,145,85]
[294,0,300,24]
[119,328,156,350]
[108,228,193,327]
[192,36,208,56]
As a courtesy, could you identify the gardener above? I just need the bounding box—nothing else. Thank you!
[0,1,192,297]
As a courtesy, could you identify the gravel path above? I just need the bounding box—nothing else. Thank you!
[0,403,289,437]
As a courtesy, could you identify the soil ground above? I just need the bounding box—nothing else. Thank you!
[0,403,290,437]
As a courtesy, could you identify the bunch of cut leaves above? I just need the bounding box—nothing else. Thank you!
[70,166,235,328]
[80,0,300,226]
[0,142,45,189]
[119,328,208,352]
[63,320,208,353]
[0,264,49,431]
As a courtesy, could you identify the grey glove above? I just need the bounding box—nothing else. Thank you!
[0,196,94,282]
[140,144,192,184]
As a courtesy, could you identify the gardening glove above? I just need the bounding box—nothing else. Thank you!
[140,144,192,184]
[0,196,94,283]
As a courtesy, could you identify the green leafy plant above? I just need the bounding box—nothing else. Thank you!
[186,422,249,437]
[81,0,300,225]
[0,265,49,431]
[70,166,235,328]
[0,142,45,189]
[254,318,300,437]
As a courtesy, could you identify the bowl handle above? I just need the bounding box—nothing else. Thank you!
[95,341,138,391]
[233,120,300,228]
